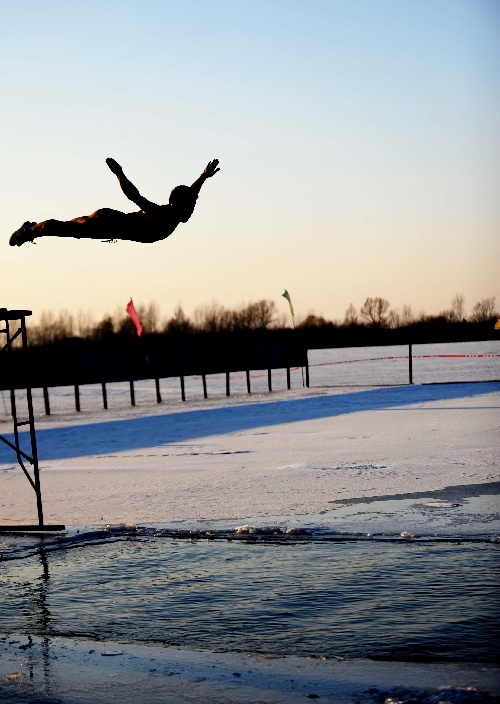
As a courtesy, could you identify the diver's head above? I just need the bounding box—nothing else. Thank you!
[169,185,197,222]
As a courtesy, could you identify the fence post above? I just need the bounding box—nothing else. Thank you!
[267,368,272,392]
[129,380,135,406]
[101,382,108,410]
[43,387,50,416]
[74,384,81,412]
[305,353,310,388]
[155,378,162,403]
[225,371,230,397]
[180,375,186,401]
[246,369,251,394]
[408,343,413,385]
[202,373,208,399]
[286,367,291,390]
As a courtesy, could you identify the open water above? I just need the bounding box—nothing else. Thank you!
[1,527,499,665]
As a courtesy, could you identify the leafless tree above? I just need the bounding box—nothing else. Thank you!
[193,301,229,333]
[54,309,75,339]
[75,310,95,338]
[452,294,465,321]
[387,309,401,329]
[37,310,57,344]
[272,312,289,328]
[92,315,115,340]
[27,309,75,344]
[136,301,161,334]
[109,305,130,335]
[164,305,194,334]
[193,299,277,332]
[401,304,415,326]
[470,297,497,323]
[443,294,466,323]
[236,300,277,330]
[359,297,391,327]
[387,305,415,329]
[344,303,358,325]
[298,313,328,328]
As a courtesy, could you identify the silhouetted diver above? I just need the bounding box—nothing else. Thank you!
[10,158,220,246]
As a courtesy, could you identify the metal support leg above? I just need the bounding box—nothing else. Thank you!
[0,308,64,532]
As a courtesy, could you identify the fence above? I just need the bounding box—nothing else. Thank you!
[0,331,308,415]
[307,341,500,388]
[1,340,498,418]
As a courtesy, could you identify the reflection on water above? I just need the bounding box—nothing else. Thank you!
[1,538,499,663]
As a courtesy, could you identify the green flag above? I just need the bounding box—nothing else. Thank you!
[282,290,295,327]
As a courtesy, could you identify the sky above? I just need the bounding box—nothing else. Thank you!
[1,0,499,327]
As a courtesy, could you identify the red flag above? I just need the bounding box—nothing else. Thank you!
[126,298,143,336]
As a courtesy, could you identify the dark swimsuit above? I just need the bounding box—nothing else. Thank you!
[86,205,179,243]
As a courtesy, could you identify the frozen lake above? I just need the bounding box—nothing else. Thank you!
[1,342,499,703]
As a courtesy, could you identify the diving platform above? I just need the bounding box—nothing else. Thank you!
[0,308,65,533]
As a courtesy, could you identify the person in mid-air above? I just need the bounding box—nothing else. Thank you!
[9,158,220,246]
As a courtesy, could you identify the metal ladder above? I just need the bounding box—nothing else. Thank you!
[0,308,64,532]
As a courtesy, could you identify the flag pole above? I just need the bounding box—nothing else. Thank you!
[282,290,305,386]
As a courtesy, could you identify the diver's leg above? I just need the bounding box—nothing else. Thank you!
[10,209,163,245]
[9,218,79,246]
[10,209,125,246]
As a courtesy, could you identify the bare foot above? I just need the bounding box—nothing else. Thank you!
[9,221,37,246]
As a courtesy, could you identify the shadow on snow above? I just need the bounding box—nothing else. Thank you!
[2,382,499,462]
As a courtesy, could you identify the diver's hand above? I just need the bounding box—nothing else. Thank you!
[203,159,220,178]
[106,158,123,176]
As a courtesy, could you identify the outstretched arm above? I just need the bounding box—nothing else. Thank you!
[106,158,160,214]
[190,159,220,196]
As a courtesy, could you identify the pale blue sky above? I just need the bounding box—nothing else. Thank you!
[2,0,499,325]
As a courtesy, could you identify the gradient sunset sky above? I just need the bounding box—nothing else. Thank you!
[2,0,499,326]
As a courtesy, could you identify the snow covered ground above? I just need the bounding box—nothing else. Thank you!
[1,342,499,702]
[1,379,498,530]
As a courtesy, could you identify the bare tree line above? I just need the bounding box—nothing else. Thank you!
[295,294,497,329]
[351,294,496,327]
[23,300,282,345]
[15,294,499,346]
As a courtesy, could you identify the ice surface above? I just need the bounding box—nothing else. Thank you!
[1,346,499,703]
[1,634,499,704]
[1,377,499,529]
